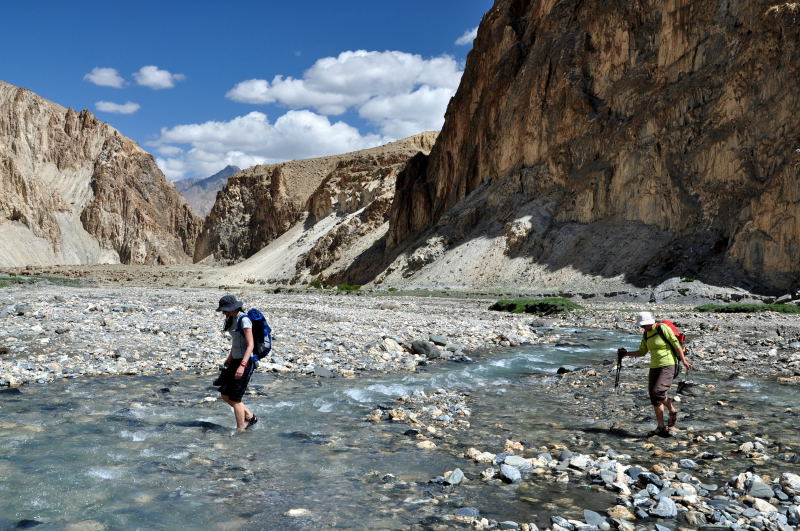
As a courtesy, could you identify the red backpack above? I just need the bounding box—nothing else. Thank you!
[656,320,685,345]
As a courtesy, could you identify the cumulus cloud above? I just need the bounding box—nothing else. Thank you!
[134,65,186,89]
[359,86,453,138]
[84,67,125,88]
[455,26,478,46]
[226,50,462,135]
[95,101,140,114]
[153,110,385,180]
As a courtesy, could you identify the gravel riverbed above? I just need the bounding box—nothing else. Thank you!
[1,279,799,530]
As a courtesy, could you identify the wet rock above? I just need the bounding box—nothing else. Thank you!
[500,463,522,483]
[649,497,677,518]
[410,340,440,359]
[453,507,480,517]
[748,477,775,499]
[678,458,697,469]
[503,455,532,472]
[443,468,464,486]
[499,522,519,530]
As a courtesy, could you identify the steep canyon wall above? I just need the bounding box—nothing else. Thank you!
[0,81,201,266]
[384,0,800,290]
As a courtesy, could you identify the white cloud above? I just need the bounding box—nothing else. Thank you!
[226,49,462,138]
[84,67,125,88]
[153,110,385,180]
[455,26,478,46]
[95,101,140,114]
[134,65,186,89]
[359,86,453,138]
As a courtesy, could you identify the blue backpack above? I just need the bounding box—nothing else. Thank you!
[236,309,272,364]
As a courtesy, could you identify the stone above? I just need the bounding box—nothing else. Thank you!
[500,464,522,483]
[781,472,800,495]
[679,458,698,469]
[499,522,519,530]
[503,455,532,472]
[751,498,778,513]
[606,505,635,521]
[410,340,440,359]
[583,510,606,527]
[649,497,678,518]
[443,468,464,486]
[748,478,775,499]
[429,335,447,346]
[453,507,480,518]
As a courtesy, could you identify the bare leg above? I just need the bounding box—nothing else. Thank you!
[221,395,253,431]
[653,402,666,430]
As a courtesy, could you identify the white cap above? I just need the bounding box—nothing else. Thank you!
[636,311,655,326]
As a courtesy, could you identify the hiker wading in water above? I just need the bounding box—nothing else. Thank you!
[215,295,258,433]
[617,311,692,437]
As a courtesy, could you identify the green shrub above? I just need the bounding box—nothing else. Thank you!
[681,277,696,283]
[489,297,583,315]
[695,303,800,314]
[308,278,323,289]
[337,283,361,292]
[0,280,9,288]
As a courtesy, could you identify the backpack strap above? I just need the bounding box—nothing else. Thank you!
[655,323,681,376]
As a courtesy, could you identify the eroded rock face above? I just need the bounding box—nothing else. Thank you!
[194,133,437,276]
[386,0,800,290]
[0,81,201,266]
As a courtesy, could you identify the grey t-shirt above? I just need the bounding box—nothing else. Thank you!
[226,312,252,359]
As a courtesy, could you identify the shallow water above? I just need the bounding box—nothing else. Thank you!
[1,328,797,529]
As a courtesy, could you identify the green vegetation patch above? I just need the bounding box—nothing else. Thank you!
[337,283,361,292]
[490,297,583,315]
[695,303,800,314]
[308,278,323,289]
[0,275,83,288]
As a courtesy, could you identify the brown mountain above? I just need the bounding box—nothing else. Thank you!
[193,133,437,285]
[175,165,241,217]
[371,0,800,292]
[0,81,201,266]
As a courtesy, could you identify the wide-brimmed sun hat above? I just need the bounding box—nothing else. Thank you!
[636,311,656,326]
[216,295,243,312]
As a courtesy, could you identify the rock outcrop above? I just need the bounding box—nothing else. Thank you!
[0,81,201,266]
[175,165,240,217]
[194,133,436,285]
[382,0,800,291]
[194,133,436,263]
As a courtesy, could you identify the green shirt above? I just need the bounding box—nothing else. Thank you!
[638,323,681,368]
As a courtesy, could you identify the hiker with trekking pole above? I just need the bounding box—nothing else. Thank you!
[616,311,692,437]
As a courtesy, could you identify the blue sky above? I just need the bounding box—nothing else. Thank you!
[2,1,492,180]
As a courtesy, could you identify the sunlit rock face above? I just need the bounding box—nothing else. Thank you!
[385,0,800,290]
[0,81,201,266]
[193,132,437,277]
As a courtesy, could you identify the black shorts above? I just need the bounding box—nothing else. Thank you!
[218,359,254,403]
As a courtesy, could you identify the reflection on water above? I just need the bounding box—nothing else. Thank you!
[0,328,796,529]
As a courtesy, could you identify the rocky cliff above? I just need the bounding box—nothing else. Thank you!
[0,81,201,266]
[194,133,436,285]
[175,165,240,217]
[379,0,800,292]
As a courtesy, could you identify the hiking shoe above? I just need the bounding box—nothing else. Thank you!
[245,415,258,429]
[648,426,671,438]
